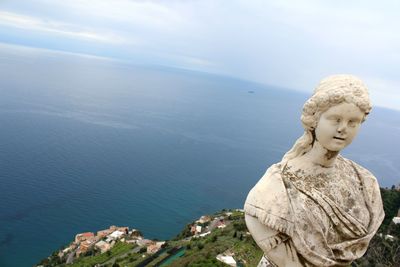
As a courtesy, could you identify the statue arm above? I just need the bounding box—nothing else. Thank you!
[245,214,302,267]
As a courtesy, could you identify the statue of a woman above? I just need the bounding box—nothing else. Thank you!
[244,75,385,267]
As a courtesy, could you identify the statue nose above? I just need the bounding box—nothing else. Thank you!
[337,122,347,133]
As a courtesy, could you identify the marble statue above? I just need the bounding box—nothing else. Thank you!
[244,75,385,267]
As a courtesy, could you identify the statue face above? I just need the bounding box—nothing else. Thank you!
[315,102,364,151]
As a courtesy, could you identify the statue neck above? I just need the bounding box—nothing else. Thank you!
[305,141,339,168]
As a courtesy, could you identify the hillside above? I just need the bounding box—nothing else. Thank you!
[37,187,400,267]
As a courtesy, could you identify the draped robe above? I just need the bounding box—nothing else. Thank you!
[244,155,384,266]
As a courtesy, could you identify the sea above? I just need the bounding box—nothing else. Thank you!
[0,44,399,267]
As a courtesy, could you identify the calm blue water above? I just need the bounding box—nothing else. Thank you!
[0,45,399,267]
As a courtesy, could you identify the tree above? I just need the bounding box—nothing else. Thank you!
[233,221,247,232]
[197,242,204,250]
[380,188,400,232]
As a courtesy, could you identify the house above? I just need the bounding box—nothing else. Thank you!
[76,239,95,257]
[190,225,197,235]
[196,215,211,224]
[62,246,73,254]
[75,232,95,243]
[129,229,142,238]
[216,254,236,267]
[393,209,400,224]
[136,239,153,247]
[191,224,203,235]
[109,225,118,231]
[217,221,226,229]
[97,229,113,239]
[97,226,129,238]
[117,226,129,233]
[58,245,73,257]
[109,230,125,240]
[80,240,95,250]
[95,240,112,253]
[147,241,165,254]
[199,231,211,237]
[385,234,395,241]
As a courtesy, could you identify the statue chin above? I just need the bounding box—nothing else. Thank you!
[244,75,384,267]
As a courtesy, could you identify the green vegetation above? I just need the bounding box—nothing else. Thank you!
[173,222,194,240]
[70,242,134,267]
[167,219,263,266]
[380,187,400,232]
[37,249,64,267]
[353,187,400,267]
[229,210,246,221]
[37,188,400,267]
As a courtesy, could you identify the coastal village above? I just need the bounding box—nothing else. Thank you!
[58,225,157,263]
[38,209,251,267]
[37,199,400,267]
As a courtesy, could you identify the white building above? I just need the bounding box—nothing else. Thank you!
[385,234,395,241]
[199,231,211,237]
[392,217,400,224]
[216,254,236,267]
[109,230,124,239]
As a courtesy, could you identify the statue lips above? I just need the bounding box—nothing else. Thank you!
[333,136,346,147]
[333,136,346,141]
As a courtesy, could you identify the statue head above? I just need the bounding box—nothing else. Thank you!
[282,74,372,162]
[301,74,371,131]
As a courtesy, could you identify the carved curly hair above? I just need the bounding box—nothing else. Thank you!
[282,74,371,163]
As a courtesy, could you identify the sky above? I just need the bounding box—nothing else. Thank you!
[0,0,399,110]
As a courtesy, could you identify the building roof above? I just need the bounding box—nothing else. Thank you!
[80,232,94,237]
[216,255,236,266]
[110,230,124,239]
[95,240,108,247]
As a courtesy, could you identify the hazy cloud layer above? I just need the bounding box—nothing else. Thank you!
[0,0,399,110]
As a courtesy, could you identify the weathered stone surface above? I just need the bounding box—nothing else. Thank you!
[244,75,385,267]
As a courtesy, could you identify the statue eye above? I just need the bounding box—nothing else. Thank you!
[348,120,359,127]
[327,115,341,123]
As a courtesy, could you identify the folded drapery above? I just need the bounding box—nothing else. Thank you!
[244,155,384,266]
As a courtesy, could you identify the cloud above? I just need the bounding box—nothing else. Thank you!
[0,11,127,44]
[0,0,399,110]
[40,0,185,31]
[364,78,400,110]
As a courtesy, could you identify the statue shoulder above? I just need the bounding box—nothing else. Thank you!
[247,163,285,199]
[341,156,384,220]
[244,163,293,234]
[340,156,379,184]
